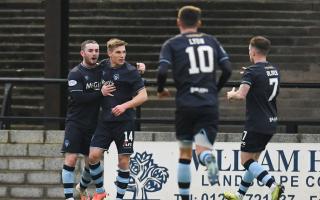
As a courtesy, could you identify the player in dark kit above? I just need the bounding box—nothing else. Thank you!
[61,40,105,200]
[224,36,284,200]
[157,6,232,200]
[88,38,148,200]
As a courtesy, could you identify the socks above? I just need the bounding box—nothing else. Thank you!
[198,150,212,166]
[89,162,105,193]
[80,167,91,190]
[178,159,191,200]
[243,159,276,188]
[115,168,130,199]
[62,164,75,199]
[238,170,254,195]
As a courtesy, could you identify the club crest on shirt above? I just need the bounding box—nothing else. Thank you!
[64,139,70,148]
[113,74,120,80]
[68,80,77,86]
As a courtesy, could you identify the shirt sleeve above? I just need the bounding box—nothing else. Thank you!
[68,70,102,103]
[159,40,173,66]
[130,69,145,94]
[241,68,254,86]
[68,70,84,93]
[216,41,230,65]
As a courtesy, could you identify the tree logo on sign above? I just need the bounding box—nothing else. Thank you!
[127,151,169,199]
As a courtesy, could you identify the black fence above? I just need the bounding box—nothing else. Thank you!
[1,77,320,133]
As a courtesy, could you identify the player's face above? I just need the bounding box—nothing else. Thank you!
[108,45,126,67]
[81,43,99,67]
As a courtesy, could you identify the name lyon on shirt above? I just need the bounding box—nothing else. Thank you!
[188,38,205,45]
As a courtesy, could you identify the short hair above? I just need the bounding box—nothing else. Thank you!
[250,36,271,55]
[80,40,98,51]
[107,38,128,51]
[178,5,201,27]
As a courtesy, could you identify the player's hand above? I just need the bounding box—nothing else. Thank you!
[240,67,247,74]
[101,83,116,96]
[112,104,127,116]
[136,62,146,74]
[227,87,236,100]
[157,88,171,98]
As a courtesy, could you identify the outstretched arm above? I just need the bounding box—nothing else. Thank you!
[227,84,250,101]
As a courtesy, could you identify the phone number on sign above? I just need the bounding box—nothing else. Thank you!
[174,193,297,200]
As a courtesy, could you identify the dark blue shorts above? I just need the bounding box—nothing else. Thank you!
[240,130,274,152]
[175,106,218,145]
[61,123,95,155]
[91,120,135,154]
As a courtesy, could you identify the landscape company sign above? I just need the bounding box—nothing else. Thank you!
[104,142,320,200]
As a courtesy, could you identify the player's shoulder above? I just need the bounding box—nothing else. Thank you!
[163,34,180,46]
[68,64,82,76]
[98,59,109,67]
[124,62,137,72]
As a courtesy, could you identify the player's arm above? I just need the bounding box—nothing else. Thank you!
[227,84,250,100]
[68,71,102,103]
[217,60,232,92]
[157,62,171,98]
[112,87,148,116]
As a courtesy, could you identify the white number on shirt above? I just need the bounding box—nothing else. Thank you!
[268,78,278,101]
[186,45,214,74]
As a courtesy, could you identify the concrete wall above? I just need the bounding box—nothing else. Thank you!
[0,130,319,199]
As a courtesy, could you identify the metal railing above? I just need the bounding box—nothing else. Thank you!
[1,77,320,133]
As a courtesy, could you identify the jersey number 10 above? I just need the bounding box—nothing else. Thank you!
[186,45,214,74]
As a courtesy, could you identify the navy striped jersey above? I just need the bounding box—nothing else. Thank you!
[65,63,103,128]
[159,32,229,108]
[99,59,145,121]
[242,62,280,134]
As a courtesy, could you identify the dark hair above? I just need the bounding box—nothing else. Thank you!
[250,36,271,55]
[178,5,201,27]
[80,40,98,51]
[107,38,128,51]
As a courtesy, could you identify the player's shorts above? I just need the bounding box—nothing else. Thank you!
[90,120,135,155]
[61,123,95,155]
[240,130,274,152]
[175,106,218,145]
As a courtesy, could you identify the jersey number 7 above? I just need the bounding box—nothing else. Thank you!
[186,45,214,74]
[268,77,278,101]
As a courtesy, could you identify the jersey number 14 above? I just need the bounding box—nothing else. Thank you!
[186,45,214,74]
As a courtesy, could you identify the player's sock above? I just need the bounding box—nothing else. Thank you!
[62,164,75,199]
[79,167,91,190]
[243,159,275,188]
[238,170,254,195]
[178,158,191,200]
[115,168,130,199]
[89,161,105,193]
[198,150,212,166]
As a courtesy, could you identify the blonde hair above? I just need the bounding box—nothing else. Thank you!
[107,38,128,51]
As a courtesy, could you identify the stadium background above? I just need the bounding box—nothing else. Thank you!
[0,0,319,199]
